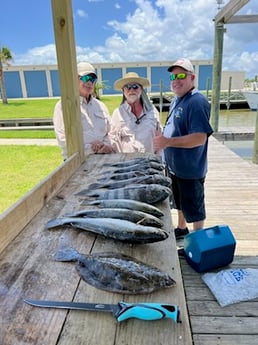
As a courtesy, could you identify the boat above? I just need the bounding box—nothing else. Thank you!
[241,86,258,111]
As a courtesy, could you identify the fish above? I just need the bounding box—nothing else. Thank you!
[54,248,176,294]
[64,208,164,228]
[80,199,164,218]
[97,168,163,182]
[102,156,162,168]
[77,184,171,205]
[101,161,164,175]
[46,217,169,244]
[85,174,171,190]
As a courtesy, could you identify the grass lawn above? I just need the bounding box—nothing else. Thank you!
[0,130,55,139]
[0,96,121,119]
[0,96,123,213]
[0,96,122,139]
[0,95,166,214]
[0,145,62,214]
[0,98,58,118]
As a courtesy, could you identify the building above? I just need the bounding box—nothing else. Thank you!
[2,60,245,99]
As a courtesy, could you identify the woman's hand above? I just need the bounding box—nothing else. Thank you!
[91,141,116,154]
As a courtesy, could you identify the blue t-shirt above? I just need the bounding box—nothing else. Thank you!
[163,89,213,179]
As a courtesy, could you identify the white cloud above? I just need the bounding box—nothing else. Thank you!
[77,9,87,18]
[12,0,258,78]
[13,44,57,65]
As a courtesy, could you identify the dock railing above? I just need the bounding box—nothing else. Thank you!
[0,118,53,131]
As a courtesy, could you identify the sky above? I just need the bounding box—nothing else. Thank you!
[1,0,258,78]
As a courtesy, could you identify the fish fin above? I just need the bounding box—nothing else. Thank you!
[54,248,79,262]
[136,217,148,225]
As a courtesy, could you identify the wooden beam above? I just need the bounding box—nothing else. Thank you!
[210,24,225,132]
[253,110,258,164]
[214,0,250,24]
[227,14,258,23]
[51,0,85,162]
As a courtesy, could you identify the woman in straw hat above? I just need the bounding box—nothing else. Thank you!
[111,72,162,153]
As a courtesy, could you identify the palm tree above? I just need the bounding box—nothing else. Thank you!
[0,46,13,104]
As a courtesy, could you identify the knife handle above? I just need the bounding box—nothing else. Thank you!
[115,302,180,322]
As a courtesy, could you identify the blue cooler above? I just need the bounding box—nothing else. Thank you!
[183,225,236,273]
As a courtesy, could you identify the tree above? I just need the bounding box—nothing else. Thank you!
[0,46,13,104]
[94,80,110,99]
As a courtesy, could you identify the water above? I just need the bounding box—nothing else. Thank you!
[218,109,256,129]
[218,109,256,161]
[161,109,257,161]
[224,140,254,161]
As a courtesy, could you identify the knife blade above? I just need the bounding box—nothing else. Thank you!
[24,298,181,323]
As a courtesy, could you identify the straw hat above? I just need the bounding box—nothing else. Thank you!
[114,72,150,90]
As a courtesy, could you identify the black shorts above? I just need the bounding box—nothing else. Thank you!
[169,173,206,223]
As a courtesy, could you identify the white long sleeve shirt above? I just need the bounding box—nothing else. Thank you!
[53,96,113,159]
[110,101,162,153]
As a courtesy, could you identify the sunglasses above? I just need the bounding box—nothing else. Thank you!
[123,84,141,90]
[79,75,97,83]
[169,73,191,81]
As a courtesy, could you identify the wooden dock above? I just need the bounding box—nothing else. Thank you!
[1,137,258,344]
[151,93,250,112]
[173,136,258,345]
[0,118,54,131]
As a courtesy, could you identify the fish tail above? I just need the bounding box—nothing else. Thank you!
[75,189,92,196]
[76,189,101,197]
[46,218,67,229]
[80,199,99,206]
[86,182,103,190]
[54,248,79,262]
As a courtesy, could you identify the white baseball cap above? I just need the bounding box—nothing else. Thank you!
[77,62,97,77]
[168,58,194,73]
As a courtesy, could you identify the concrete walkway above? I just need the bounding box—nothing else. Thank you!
[0,139,57,145]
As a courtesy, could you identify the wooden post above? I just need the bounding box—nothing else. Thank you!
[227,76,232,110]
[211,0,257,131]
[253,109,258,164]
[210,23,225,132]
[51,0,85,162]
[159,80,163,115]
[206,77,210,99]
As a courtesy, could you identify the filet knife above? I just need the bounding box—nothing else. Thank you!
[24,298,181,323]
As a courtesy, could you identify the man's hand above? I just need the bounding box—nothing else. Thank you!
[153,134,169,152]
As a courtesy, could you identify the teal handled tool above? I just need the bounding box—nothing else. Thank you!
[24,299,181,323]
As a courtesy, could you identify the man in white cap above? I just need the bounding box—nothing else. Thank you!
[111,72,162,153]
[154,58,213,240]
[53,62,116,159]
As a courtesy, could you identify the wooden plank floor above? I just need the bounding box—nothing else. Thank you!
[173,136,258,345]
